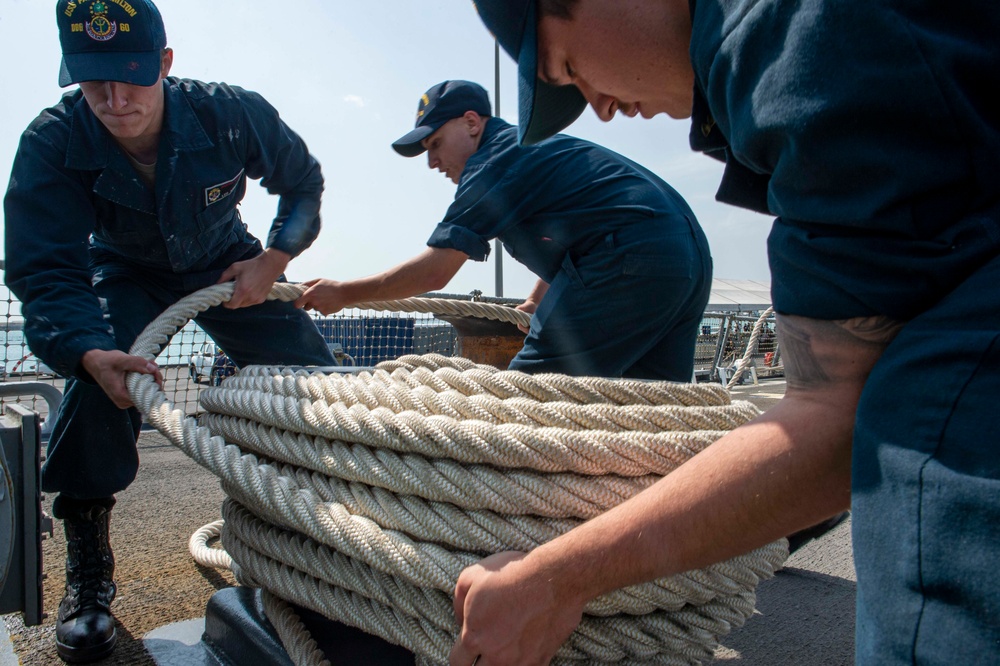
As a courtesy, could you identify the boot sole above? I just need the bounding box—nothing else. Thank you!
[56,629,117,664]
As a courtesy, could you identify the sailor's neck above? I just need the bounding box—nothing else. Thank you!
[118,135,160,165]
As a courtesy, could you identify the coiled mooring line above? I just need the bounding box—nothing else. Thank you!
[129,282,787,665]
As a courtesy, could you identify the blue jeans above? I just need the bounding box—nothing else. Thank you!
[42,268,334,499]
[510,218,712,381]
[853,252,1000,663]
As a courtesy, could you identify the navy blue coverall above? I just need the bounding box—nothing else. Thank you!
[4,77,335,501]
[429,118,712,381]
[689,0,1000,661]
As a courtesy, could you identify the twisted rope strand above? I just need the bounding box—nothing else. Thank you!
[199,413,665,518]
[197,392,743,477]
[261,589,332,666]
[223,499,765,664]
[228,365,733,409]
[726,307,775,389]
[209,378,751,432]
[352,298,531,328]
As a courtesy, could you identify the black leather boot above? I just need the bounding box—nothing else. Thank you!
[53,496,118,663]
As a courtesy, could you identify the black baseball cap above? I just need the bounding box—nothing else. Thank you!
[392,80,493,157]
[472,0,586,145]
[57,0,167,87]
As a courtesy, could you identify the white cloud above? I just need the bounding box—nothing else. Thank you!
[344,95,365,108]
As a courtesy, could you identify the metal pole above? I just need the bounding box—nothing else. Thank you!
[493,40,504,297]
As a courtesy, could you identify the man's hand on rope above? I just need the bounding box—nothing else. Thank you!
[82,349,162,409]
[515,280,549,334]
[294,278,352,315]
[218,248,291,309]
[513,301,536,335]
[450,551,583,666]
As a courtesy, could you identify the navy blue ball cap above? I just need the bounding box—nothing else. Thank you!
[392,80,493,158]
[473,0,586,145]
[57,0,167,88]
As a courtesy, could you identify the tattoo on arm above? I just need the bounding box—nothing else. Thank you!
[777,316,830,385]
[777,314,904,391]
[839,316,905,344]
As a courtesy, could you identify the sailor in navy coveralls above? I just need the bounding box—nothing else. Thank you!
[3,1,334,660]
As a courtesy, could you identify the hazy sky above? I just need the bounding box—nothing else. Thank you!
[0,0,774,302]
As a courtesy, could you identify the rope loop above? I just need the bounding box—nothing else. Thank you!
[725,307,775,389]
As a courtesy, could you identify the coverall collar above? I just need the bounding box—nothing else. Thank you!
[65,78,214,170]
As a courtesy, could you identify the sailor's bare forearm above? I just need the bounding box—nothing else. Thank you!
[513,313,904,606]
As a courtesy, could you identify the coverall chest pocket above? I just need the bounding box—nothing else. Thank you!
[194,201,243,258]
[91,207,163,258]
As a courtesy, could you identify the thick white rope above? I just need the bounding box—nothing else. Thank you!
[130,283,787,665]
[353,297,530,329]
[188,518,232,570]
[260,589,332,666]
[725,307,775,389]
[230,360,733,408]
[222,497,774,665]
[187,513,339,666]
[196,394,750,476]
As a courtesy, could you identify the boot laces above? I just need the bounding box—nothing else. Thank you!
[66,517,115,610]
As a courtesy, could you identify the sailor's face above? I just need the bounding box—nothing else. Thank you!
[423,117,480,185]
[536,0,696,121]
[78,49,172,141]
[80,79,165,139]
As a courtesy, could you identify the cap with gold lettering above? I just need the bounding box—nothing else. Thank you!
[392,80,493,157]
[56,0,167,87]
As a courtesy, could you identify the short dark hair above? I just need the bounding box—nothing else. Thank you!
[538,0,578,20]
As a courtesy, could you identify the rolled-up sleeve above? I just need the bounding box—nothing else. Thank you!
[426,163,527,261]
[426,222,491,260]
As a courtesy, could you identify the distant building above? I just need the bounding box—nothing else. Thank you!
[706,279,771,312]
